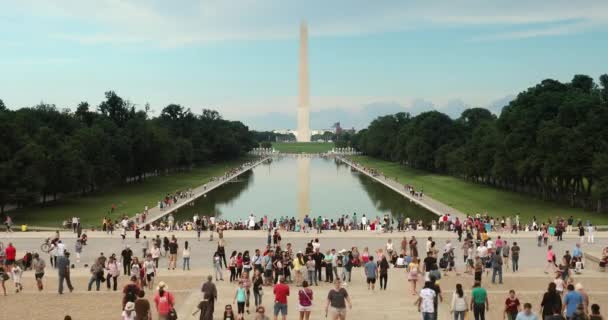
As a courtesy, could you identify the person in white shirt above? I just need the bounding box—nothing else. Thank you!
[386,239,394,256]
[486,239,494,251]
[450,283,468,319]
[476,244,488,259]
[56,240,66,257]
[426,238,433,254]
[361,215,368,229]
[11,264,23,292]
[396,256,405,268]
[587,224,594,243]
[416,281,437,318]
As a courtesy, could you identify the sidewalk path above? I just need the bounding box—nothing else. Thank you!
[135,156,270,227]
[337,156,466,219]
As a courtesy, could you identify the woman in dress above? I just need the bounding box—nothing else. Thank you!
[408,257,420,295]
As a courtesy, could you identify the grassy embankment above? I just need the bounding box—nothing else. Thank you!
[351,155,608,224]
[12,158,251,228]
[272,142,334,153]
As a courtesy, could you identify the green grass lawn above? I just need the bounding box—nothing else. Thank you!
[351,156,608,224]
[11,158,251,228]
[273,142,334,153]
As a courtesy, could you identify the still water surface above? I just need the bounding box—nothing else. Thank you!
[174,155,434,222]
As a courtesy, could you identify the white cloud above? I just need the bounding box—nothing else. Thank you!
[468,20,594,42]
[11,0,608,47]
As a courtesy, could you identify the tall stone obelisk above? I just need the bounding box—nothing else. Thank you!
[297,21,311,142]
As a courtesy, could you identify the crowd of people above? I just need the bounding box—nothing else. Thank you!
[0,219,607,320]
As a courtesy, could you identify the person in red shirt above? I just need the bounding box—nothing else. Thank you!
[153,282,175,319]
[273,276,290,320]
[5,243,16,265]
[503,289,521,320]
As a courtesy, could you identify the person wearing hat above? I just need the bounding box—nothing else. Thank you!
[154,281,175,320]
[122,301,137,320]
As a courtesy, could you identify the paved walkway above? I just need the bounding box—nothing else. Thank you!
[2,232,607,320]
[337,156,466,219]
[135,157,270,227]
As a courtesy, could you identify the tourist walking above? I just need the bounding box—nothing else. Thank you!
[151,245,161,268]
[122,302,137,320]
[122,245,133,276]
[123,275,141,309]
[10,264,23,293]
[273,276,290,320]
[562,284,583,319]
[491,250,503,284]
[408,257,421,295]
[325,280,352,320]
[364,256,378,290]
[168,238,178,270]
[106,254,121,291]
[0,265,6,296]
[182,241,191,271]
[590,304,603,320]
[57,252,74,294]
[515,303,538,320]
[511,242,520,272]
[417,281,437,320]
[213,251,224,281]
[379,255,390,290]
[450,283,468,320]
[144,254,156,290]
[471,281,489,320]
[32,253,46,291]
[153,282,175,320]
[134,290,152,320]
[88,258,104,291]
[298,280,313,320]
[252,270,264,308]
[254,306,270,320]
[544,246,556,274]
[201,276,218,320]
[504,289,521,320]
[233,281,248,320]
[540,283,562,320]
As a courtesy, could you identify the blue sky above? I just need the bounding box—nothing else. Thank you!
[1,1,607,129]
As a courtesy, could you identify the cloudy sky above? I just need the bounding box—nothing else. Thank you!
[1,1,607,129]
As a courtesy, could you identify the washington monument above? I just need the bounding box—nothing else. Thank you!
[297,21,311,142]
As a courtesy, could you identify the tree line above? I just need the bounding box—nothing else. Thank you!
[353,74,608,212]
[0,91,256,214]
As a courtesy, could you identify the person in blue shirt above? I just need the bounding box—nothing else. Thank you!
[515,303,538,320]
[364,256,378,291]
[562,284,583,318]
[572,243,583,260]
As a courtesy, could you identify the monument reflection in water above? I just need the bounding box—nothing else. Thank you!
[297,155,311,219]
[173,155,434,222]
